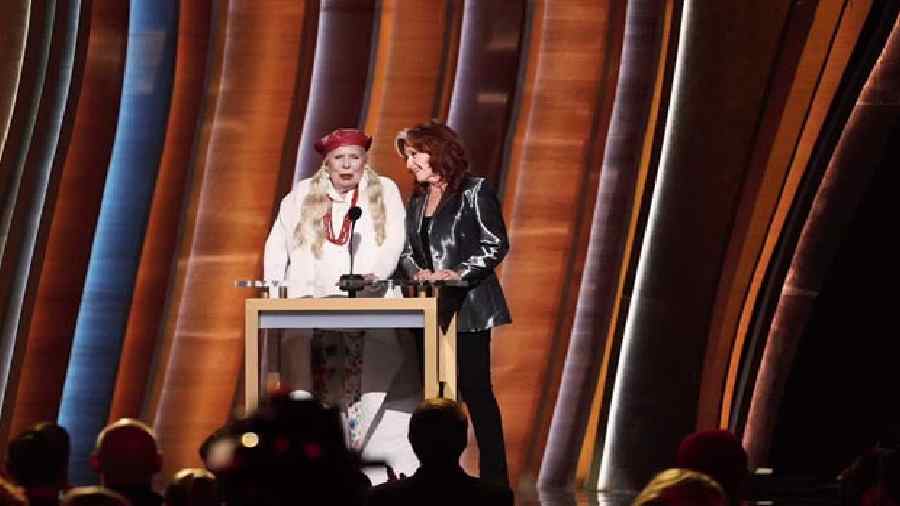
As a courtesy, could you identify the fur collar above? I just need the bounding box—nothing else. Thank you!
[294,165,386,258]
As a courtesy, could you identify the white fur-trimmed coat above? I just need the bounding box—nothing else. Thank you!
[261,171,419,481]
[263,171,406,295]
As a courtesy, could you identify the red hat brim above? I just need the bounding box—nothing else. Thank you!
[314,128,372,155]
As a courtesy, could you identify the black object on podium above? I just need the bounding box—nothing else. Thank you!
[339,206,364,298]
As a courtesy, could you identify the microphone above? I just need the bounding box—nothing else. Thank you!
[347,206,362,276]
[347,206,362,222]
[340,206,365,297]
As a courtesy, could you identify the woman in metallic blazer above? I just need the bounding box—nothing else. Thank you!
[395,121,511,487]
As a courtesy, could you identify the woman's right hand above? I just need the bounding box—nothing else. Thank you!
[413,269,434,281]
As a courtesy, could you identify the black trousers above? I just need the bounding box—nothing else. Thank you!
[457,329,509,487]
[417,329,509,486]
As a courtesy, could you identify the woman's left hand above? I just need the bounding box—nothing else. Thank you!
[431,269,461,281]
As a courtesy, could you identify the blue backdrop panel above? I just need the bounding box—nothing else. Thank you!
[58,0,178,485]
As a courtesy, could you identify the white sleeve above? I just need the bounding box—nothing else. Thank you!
[263,198,291,280]
[371,178,406,280]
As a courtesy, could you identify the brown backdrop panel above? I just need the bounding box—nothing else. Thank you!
[578,0,682,488]
[0,0,29,179]
[0,0,45,246]
[107,0,214,421]
[362,0,457,198]
[694,0,841,430]
[492,0,622,486]
[721,0,874,429]
[446,0,526,186]
[293,0,375,181]
[149,0,316,478]
[0,0,40,269]
[540,0,675,490]
[0,0,54,421]
[597,0,799,492]
[433,0,463,125]
[523,0,627,487]
[6,0,128,438]
[744,11,900,466]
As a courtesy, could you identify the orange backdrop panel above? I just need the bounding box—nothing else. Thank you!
[363,0,456,198]
[494,0,620,485]
[108,0,214,422]
[7,0,128,439]
[149,0,314,478]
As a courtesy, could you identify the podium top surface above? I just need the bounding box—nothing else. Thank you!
[245,296,439,329]
[235,279,468,289]
[245,296,437,311]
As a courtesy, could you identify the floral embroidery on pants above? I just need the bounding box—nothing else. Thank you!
[311,329,366,450]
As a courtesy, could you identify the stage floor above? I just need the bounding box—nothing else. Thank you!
[513,489,839,505]
[515,490,633,506]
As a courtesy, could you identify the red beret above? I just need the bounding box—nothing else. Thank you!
[677,430,748,498]
[314,128,372,155]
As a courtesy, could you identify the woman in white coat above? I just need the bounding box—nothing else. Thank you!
[263,128,419,481]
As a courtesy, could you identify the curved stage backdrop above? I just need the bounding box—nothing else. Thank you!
[0,0,898,494]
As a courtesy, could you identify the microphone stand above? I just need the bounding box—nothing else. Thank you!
[339,206,365,298]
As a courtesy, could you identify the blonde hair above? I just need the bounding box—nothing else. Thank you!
[294,165,386,258]
[632,468,726,506]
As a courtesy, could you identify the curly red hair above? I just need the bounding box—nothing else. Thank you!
[396,121,469,194]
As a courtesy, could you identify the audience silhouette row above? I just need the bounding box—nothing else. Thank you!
[3,396,894,506]
[1,394,512,506]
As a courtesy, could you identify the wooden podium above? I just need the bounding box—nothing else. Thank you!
[243,293,457,412]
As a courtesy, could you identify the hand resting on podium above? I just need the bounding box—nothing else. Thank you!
[336,273,387,297]
[412,269,462,281]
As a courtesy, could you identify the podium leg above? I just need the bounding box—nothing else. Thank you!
[245,304,260,413]
[439,314,458,400]
[423,309,439,399]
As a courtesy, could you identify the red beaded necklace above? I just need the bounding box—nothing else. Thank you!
[323,188,359,245]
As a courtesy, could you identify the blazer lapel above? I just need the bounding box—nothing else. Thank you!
[426,189,462,265]
[431,187,461,223]
[410,193,426,259]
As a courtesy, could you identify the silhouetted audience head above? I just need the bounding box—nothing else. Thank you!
[840,446,900,506]
[61,486,130,506]
[407,398,468,467]
[676,430,748,502]
[632,468,726,506]
[165,469,218,506]
[91,419,161,488]
[6,422,70,497]
[204,392,367,506]
[368,397,513,506]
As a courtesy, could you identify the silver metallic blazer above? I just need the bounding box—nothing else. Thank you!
[400,176,512,332]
